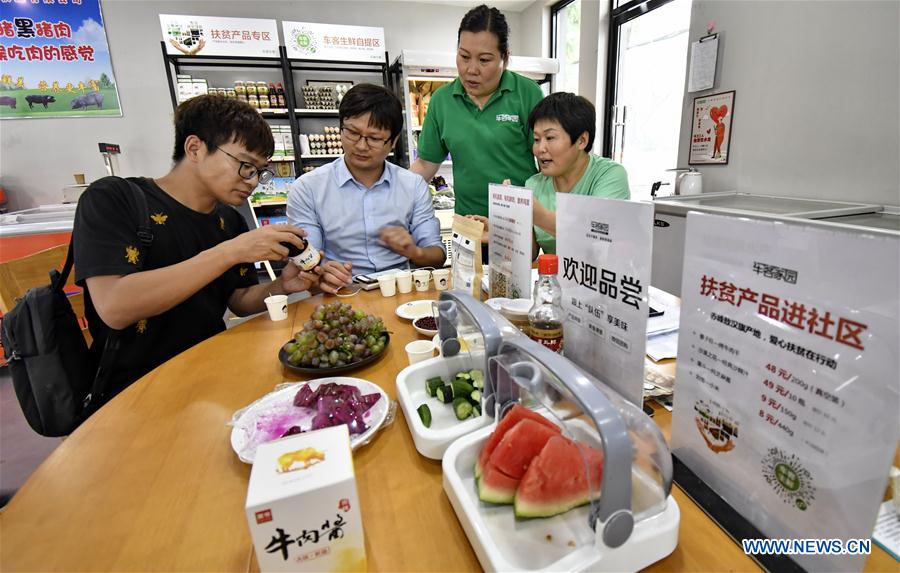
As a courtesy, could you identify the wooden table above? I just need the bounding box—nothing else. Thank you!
[1,287,894,572]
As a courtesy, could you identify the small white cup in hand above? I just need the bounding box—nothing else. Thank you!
[412,270,431,292]
[377,273,397,297]
[405,340,436,365]
[395,270,413,293]
[264,294,288,321]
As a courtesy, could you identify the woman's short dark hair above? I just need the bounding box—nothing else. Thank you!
[458,4,510,59]
[172,95,274,162]
[528,92,596,152]
[338,83,404,143]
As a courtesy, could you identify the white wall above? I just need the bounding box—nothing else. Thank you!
[676,0,900,206]
[519,0,548,58]
[0,0,526,211]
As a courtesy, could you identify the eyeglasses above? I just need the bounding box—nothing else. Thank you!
[340,126,391,149]
[218,148,274,185]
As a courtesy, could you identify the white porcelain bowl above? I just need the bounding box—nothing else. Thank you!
[412,315,439,337]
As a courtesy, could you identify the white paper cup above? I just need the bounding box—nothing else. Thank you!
[377,273,396,297]
[395,270,413,293]
[264,294,288,321]
[432,268,450,290]
[405,340,436,365]
[412,270,431,292]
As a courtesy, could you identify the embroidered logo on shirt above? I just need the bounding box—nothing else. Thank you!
[496,113,520,123]
[219,216,225,230]
[239,267,249,277]
[151,213,168,225]
[136,319,148,334]
[125,245,140,265]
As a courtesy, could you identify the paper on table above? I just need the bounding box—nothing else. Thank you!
[647,330,679,362]
[648,286,681,336]
[872,500,900,562]
[688,35,718,93]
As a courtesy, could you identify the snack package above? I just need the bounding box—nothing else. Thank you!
[246,425,367,572]
[450,215,484,299]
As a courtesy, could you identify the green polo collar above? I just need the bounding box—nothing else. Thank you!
[451,69,516,99]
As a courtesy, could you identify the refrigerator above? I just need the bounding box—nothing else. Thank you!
[650,192,889,295]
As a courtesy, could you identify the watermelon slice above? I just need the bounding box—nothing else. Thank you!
[477,460,520,504]
[489,419,561,479]
[514,435,605,518]
[474,404,561,478]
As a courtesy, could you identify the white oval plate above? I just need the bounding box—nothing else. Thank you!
[395,299,437,320]
[230,377,389,463]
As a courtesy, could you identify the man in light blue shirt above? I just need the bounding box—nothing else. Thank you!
[288,84,445,294]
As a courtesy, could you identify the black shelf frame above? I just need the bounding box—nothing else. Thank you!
[159,42,395,175]
[284,51,396,167]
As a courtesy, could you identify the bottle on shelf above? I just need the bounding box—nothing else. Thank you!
[268,82,280,107]
[528,254,564,354]
[276,82,286,107]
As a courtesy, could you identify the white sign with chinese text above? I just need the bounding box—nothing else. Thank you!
[160,15,279,58]
[282,22,386,63]
[671,212,900,572]
[556,195,653,406]
[488,183,534,300]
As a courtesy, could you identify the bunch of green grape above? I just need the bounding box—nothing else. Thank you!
[283,302,388,368]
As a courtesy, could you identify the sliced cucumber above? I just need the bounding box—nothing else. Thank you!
[469,369,484,383]
[470,390,482,403]
[436,385,453,404]
[455,372,471,381]
[451,378,475,399]
[417,404,432,428]
[453,397,474,420]
[473,404,482,417]
[471,378,484,390]
[426,377,444,397]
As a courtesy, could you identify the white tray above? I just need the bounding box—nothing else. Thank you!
[396,354,490,460]
[442,422,680,572]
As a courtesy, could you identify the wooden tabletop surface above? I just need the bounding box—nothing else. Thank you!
[1,286,894,572]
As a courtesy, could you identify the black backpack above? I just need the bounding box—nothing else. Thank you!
[1,179,153,437]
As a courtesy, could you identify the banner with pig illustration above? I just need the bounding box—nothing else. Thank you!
[689,90,734,165]
[0,0,122,119]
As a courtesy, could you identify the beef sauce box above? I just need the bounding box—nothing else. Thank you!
[245,425,366,572]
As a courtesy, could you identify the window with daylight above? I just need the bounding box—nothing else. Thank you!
[551,0,581,94]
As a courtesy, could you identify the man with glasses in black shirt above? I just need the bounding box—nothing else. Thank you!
[287,83,445,294]
[74,95,317,397]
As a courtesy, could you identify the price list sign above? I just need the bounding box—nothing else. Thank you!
[487,183,533,300]
[671,212,900,572]
[556,194,653,406]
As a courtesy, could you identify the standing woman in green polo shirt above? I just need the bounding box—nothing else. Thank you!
[410,4,544,219]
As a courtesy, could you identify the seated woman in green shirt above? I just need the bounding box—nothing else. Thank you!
[472,92,630,255]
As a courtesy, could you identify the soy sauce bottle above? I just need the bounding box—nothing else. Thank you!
[528,254,564,354]
[275,82,286,107]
